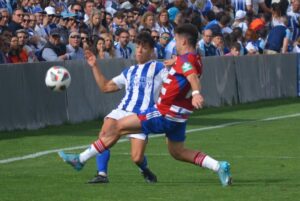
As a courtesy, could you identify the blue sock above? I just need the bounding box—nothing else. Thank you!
[137,156,148,172]
[96,149,110,175]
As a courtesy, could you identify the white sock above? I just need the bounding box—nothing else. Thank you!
[202,156,220,172]
[79,144,98,163]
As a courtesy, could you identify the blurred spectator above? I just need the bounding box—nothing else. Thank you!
[230,0,247,13]
[41,28,68,61]
[16,29,37,62]
[92,36,110,59]
[128,27,137,56]
[155,8,174,36]
[104,12,113,31]
[156,32,171,59]
[249,12,271,32]
[114,28,132,59]
[225,42,241,56]
[287,0,300,41]
[198,29,216,57]
[138,11,156,32]
[292,36,300,53]
[125,9,135,29]
[86,8,106,37]
[21,13,31,29]
[164,37,176,59]
[0,8,9,27]
[244,29,259,54]
[246,0,271,15]
[111,11,125,34]
[100,32,115,58]
[33,6,47,39]
[257,27,268,51]
[264,16,290,54]
[66,31,85,60]
[147,0,161,14]
[132,7,141,27]
[8,8,24,33]
[43,6,58,37]
[212,32,228,56]
[168,7,179,23]
[0,0,12,14]
[232,10,248,36]
[80,30,90,50]
[83,0,95,23]
[0,35,9,63]
[271,3,284,27]
[7,35,28,63]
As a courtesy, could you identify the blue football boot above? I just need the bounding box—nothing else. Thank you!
[58,151,84,171]
[217,161,232,186]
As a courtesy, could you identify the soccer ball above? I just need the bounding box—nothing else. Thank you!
[45,66,71,92]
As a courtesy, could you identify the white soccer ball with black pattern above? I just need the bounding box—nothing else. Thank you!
[45,66,71,92]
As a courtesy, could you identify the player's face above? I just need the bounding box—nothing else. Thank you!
[135,43,153,64]
[175,34,184,55]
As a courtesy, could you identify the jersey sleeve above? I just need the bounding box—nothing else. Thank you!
[112,73,126,89]
[181,61,198,77]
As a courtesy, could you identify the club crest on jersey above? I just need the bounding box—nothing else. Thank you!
[182,62,193,72]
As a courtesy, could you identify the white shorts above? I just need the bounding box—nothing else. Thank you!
[105,109,147,140]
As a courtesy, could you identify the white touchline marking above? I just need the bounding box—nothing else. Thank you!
[1,113,300,164]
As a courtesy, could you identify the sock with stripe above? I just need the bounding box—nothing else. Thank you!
[194,152,220,172]
[136,156,148,172]
[79,139,107,163]
[96,150,110,176]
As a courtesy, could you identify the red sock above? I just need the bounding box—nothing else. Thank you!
[93,139,107,153]
[193,152,207,166]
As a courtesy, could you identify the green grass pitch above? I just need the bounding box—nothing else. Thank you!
[0,98,300,201]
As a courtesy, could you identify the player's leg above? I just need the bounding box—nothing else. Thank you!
[58,114,143,170]
[167,139,231,186]
[87,118,116,183]
[129,135,157,183]
[165,121,231,186]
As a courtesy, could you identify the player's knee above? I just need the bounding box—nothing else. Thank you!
[169,149,183,160]
[131,153,143,164]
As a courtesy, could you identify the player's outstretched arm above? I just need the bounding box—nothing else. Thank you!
[85,50,119,93]
[187,73,204,109]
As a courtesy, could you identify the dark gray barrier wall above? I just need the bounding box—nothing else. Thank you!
[0,54,298,131]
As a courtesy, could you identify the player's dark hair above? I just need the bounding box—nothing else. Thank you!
[135,32,155,49]
[174,23,199,47]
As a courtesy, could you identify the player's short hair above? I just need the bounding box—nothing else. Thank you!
[135,32,155,49]
[174,23,199,47]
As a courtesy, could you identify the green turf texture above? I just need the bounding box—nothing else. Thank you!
[0,98,300,201]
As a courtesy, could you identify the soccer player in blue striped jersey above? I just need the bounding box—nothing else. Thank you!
[61,32,168,183]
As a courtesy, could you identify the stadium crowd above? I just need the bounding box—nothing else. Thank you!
[0,0,300,64]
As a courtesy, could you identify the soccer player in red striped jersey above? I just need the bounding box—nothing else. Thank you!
[59,23,232,186]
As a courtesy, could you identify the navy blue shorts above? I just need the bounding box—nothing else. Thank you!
[138,107,186,142]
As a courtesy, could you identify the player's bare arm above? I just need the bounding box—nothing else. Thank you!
[187,73,204,109]
[85,49,119,93]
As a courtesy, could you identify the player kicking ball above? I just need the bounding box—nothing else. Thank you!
[59,24,232,186]
[65,32,167,183]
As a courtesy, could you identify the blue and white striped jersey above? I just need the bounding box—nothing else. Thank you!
[112,61,168,113]
[114,43,133,59]
[288,11,300,41]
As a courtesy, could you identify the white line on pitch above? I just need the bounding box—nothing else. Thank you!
[1,113,300,164]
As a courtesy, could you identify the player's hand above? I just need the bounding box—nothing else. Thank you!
[164,56,176,67]
[85,50,97,68]
[192,94,204,109]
